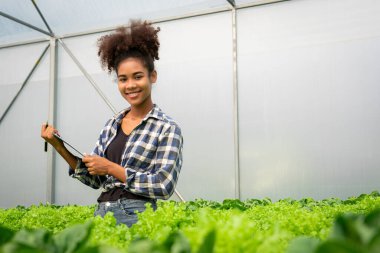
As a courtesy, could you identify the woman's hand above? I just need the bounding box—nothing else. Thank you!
[41,123,64,149]
[83,155,127,182]
[83,155,112,176]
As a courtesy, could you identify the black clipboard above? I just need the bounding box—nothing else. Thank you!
[54,133,84,158]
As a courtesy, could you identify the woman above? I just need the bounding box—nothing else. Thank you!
[41,20,183,227]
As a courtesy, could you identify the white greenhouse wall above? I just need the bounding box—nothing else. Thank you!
[0,0,380,207]
[237,0,380,200]
[0,43,50,207]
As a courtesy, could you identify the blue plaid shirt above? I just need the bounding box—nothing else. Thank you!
[69,104,183,200]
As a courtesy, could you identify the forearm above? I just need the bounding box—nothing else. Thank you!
[107,163,126,183]
[55,145,78,170]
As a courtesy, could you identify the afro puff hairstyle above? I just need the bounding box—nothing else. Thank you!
[97,20,160,74]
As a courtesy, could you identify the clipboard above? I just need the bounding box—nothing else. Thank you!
[54,133,84,158]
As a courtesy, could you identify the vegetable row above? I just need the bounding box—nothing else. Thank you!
[1,191,380,252]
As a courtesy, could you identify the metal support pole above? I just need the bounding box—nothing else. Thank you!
[46,38,57,203]
[0,44,50,125]
[0,11,53,37]
[175,188,185,202]
[229,2,241,200]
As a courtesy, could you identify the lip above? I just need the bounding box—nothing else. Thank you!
[125,90,142,98]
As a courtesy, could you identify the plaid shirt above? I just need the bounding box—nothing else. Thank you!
[69,104,183,200]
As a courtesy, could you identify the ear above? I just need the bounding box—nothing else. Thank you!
[150,70,157,84]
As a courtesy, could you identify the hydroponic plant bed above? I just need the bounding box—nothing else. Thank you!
[1,191,380,253]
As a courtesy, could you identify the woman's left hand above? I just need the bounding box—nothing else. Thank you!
[83,155,111,176]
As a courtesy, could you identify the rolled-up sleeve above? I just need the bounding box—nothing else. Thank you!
[69,157,106,189]
[124,124,183,199]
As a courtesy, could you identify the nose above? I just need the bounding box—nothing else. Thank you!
[122,79,136,90]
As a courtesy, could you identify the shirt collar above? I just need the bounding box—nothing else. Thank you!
[113,104,164,124]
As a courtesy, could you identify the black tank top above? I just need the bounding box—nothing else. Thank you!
[97,125,150,202]
[105,125,129,165]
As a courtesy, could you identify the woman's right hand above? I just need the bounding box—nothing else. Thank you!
[41,123,64,149]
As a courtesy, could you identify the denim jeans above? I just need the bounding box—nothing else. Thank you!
[94,198,157,227]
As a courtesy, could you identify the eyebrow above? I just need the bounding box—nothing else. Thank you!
[117,72,144,78]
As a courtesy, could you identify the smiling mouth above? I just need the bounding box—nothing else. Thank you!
[125,90,141,98]
[126,90,141,95]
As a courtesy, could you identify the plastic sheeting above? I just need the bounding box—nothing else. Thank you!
[0,0,230,45]
[1,0,380,207]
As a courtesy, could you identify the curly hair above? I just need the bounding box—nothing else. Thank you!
[97,20,160,74]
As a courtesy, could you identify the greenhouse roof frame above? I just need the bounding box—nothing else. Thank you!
[0,0,289,49]
[0,0,289,203]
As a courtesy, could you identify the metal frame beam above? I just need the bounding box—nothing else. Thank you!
[0,38,50,49]
[57,1,291,40]
[227,0,236,8]
[0,10,53,37]
[236,0,290,9]
[0,0,292,46]
[57,38,118,114]
[59,5,231,39]
[30,0,54,35]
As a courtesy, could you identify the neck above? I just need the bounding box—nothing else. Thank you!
[128,100,154,119]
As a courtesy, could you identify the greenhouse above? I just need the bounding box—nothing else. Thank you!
[1,0,380,252]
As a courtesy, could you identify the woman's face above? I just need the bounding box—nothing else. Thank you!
[117,57,157,109]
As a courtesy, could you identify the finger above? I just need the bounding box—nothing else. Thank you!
[84,155,94,163]
[41,123,48,132]
[88,168,96,175]
[82,156,91,163]
[42,125,55,138]
[85,161,93,167]
[41,123,50,137]
[47,128,56,139]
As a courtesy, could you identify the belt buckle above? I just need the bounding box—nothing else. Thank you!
[105,202,111,207]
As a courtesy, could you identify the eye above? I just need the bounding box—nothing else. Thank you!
[135,75,143,80]
[118,77,127,83]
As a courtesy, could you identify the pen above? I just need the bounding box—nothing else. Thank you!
[44,121,48,152]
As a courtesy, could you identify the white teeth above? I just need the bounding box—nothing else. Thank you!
[127,91,139,97]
